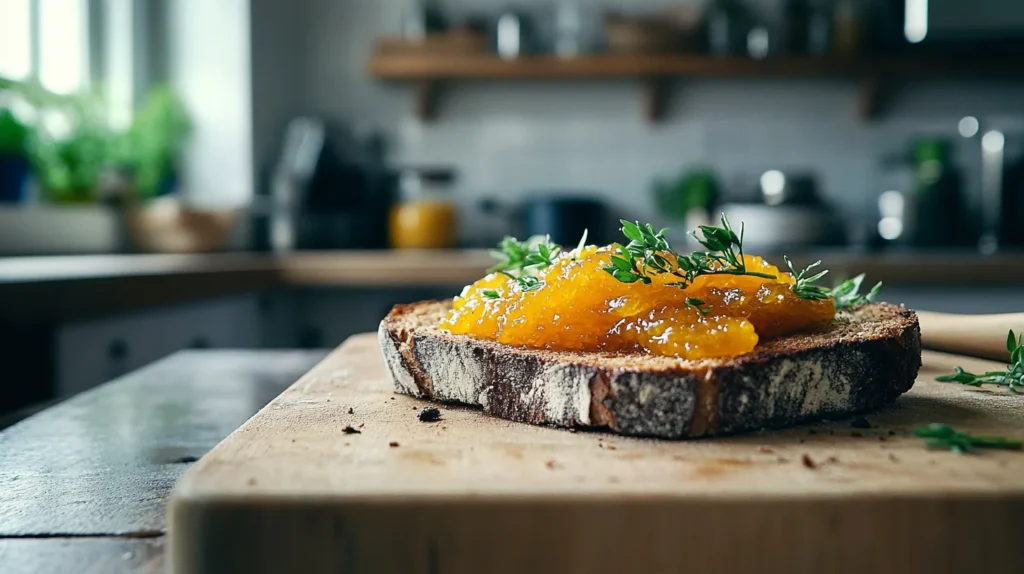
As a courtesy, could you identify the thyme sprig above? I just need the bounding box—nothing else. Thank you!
[487,235,561,293]
[602,216,777,290]
[936,330,1024,393]
[830,274,883,309]
[784,258,882,308]
[784,256,830,301]
[914,423,1021,453]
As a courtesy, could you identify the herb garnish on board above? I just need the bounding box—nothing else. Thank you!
[936,330,1024,393]
[914,423,1021,454]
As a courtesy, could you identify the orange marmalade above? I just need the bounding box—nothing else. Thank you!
[439,246,836,360]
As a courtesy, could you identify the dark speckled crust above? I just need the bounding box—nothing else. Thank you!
[379,301,921,439]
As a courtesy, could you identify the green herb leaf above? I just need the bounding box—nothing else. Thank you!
[937,329,1024,393]
[784,256,831,301]
[685,297,712,315]
[830,273,882,309]
[913,423,1022,454]
[603,214,776,290]
[481,289,500,299]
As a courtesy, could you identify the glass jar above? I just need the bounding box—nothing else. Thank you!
[389,167,458,249]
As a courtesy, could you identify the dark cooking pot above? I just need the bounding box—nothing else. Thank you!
[522,195,608,247]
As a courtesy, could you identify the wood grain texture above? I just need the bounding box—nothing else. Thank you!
[169,334,1024,574]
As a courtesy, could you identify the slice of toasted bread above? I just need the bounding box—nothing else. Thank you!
[379,301,921,438]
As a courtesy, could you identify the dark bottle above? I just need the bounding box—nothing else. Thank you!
[909,139,970,248]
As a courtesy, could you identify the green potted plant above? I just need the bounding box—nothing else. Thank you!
[22,86,112,203]
[110,85,192,199]
[0,78,33,203]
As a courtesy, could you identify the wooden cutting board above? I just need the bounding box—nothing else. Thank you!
[168,335,1024,574]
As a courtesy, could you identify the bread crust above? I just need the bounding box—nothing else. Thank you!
[379,301,921,438]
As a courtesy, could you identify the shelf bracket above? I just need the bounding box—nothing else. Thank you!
[641,78,669,124]
[415,80,441,122]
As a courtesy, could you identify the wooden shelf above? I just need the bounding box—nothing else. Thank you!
[367,52,1016,123]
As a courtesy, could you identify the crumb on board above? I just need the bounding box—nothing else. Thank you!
[889,453,900,463]
[247,478,257,486]
[801,454,817,469]
[342,426,361,434]
[419,407,442,422]
[827,456,839,464]
[545,460,558,470]
[850,417,872,429]
[389,441,400,448]
[348,408,354,415]
[758,446,774,454]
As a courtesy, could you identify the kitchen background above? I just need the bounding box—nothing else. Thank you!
[2,0,1024,421]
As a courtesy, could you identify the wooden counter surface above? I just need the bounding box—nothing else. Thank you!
[1,250,1022,321]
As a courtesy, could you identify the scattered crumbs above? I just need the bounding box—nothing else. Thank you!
[671,454,687,462]
[851,432,863,438]
[326,399,331,402]
[342,426,361,434]
[888,453,900,463]
[348,408,354,415]
[850,417,872,429]
[247,478,257,486]
[389,441,400,448]
[758,446,775,454]
[291,439,296,443]
[802,454,817,469]
[888,430,896,436]
[598,443,604,449]
[545,460,558,470]
[419,407,442,422]
[390,397,396,400]
[441,425,448,431]
[826,456,839,464]
[358,423,365,428]
[605,445,617,451]
[808,429,817,435]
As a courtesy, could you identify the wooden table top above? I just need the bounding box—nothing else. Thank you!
[169,335,1024,574]
[2,250,1023,321]
[0,349,325,574]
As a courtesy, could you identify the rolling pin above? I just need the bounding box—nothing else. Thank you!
[916,310,1024,362]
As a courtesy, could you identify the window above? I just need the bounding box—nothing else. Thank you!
[0,0,90,95]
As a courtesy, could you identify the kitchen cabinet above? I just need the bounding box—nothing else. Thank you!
[55,295,262,398]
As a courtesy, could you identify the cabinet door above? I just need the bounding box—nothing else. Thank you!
[56,295,261,398]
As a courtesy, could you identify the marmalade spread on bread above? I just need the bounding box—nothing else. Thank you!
[440,218,877,361]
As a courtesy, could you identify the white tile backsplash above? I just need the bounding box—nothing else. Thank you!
[250,0,1024,233]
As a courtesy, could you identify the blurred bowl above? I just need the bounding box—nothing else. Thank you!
[719,203,847,252]
[124,197,237,253]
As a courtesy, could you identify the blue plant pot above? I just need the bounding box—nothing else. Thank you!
[0,154,30,204]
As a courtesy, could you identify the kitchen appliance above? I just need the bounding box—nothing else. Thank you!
[261,118,396,252]
[522,195,608,247]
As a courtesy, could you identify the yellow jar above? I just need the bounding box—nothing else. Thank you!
[389,168,458,249]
